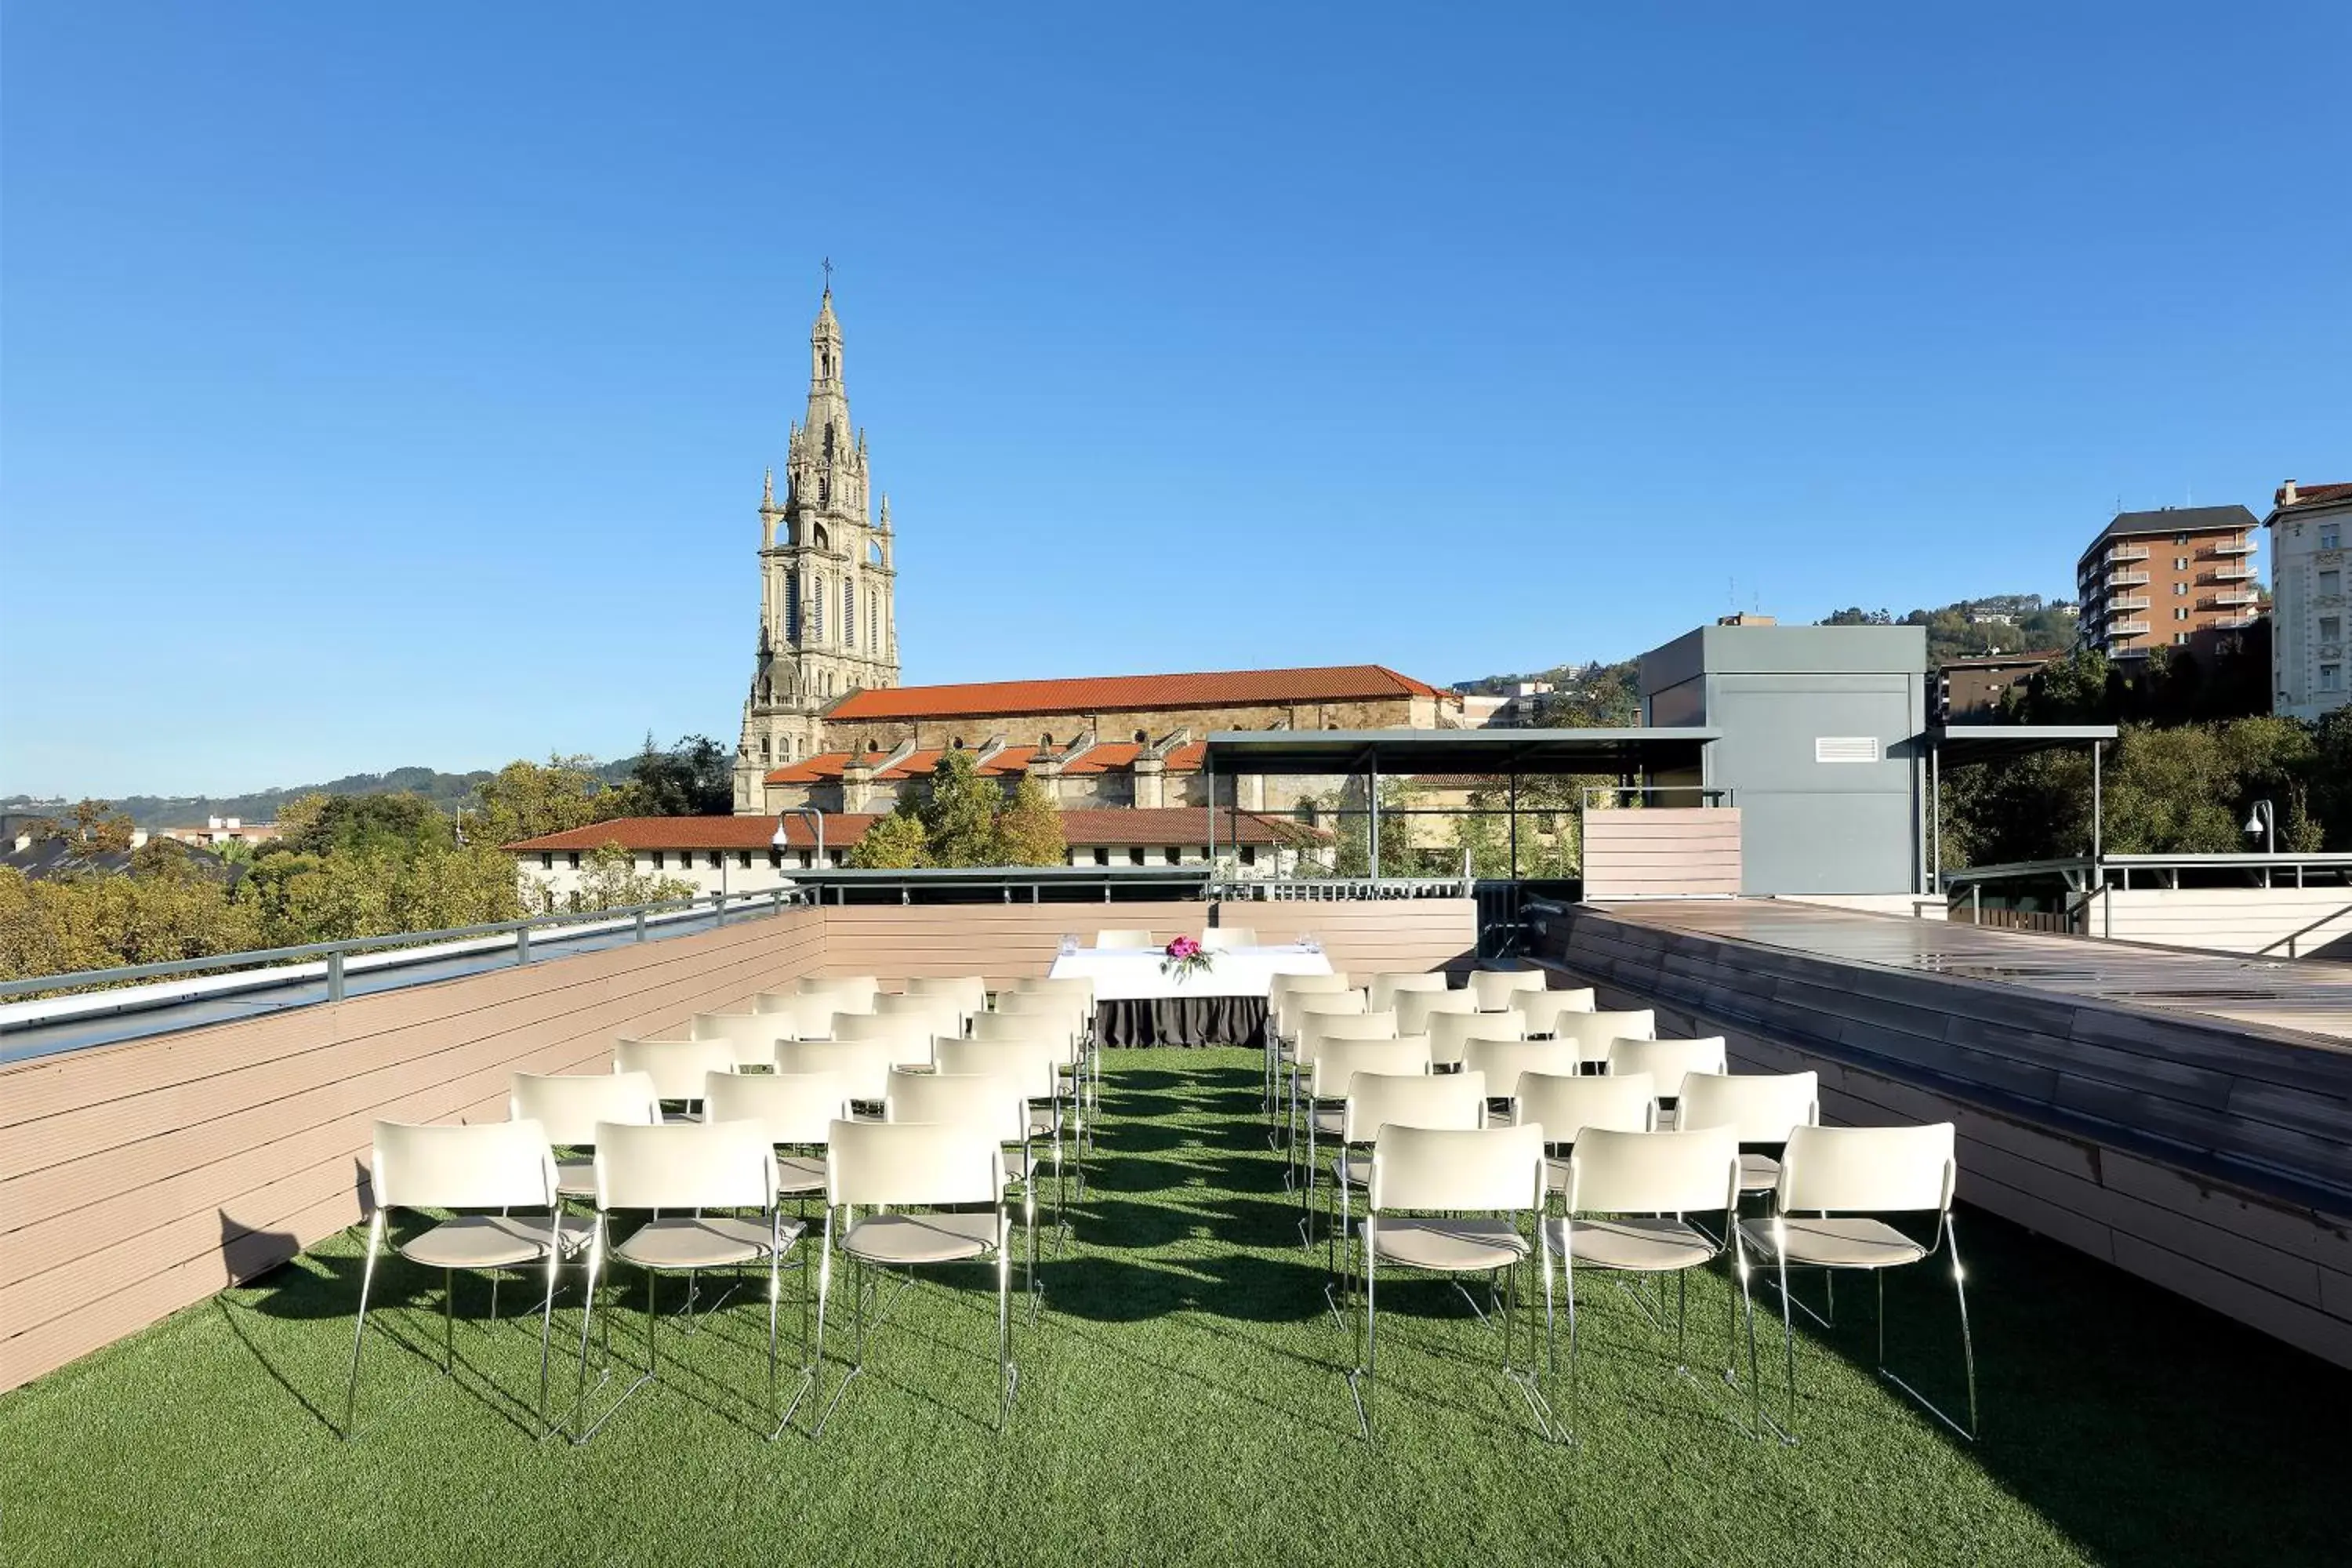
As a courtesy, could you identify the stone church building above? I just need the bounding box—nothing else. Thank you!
[731,287,1466,824]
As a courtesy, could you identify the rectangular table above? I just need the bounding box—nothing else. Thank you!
[1046,945,1334,1048]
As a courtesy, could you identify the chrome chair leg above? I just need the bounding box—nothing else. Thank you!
[342,1210,387,1439]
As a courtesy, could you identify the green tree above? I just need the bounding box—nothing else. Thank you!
[568,843,696,910]
[848,808,929,869]
[629,733,735,816]
[920,751,1004,867]
[992,776,1067,867]
[67,799,137,854]
[469,755,637,848]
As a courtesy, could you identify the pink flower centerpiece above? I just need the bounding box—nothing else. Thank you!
[1160,935,1214,982]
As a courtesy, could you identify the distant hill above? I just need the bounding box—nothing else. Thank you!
[1448,593,2081,715]
[1820,593,2081,666]
[3,758,641,831]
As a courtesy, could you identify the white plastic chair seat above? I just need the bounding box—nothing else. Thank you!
[1027,1108,1057,1137]
[1739,1214,1926,1270]
[1312,1107,1345,1136]
[840,1210,1003,1266]
[1545,1215,1715,1272]
[1333,1151,1372,1189]
[613,1214,800,1272]
[1368,1217,1530,1273]
[1739,1152,1781,1192]
[400,1213,583,1272]
[776,1154,829,1194]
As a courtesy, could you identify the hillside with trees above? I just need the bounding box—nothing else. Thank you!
[1818,593,2079,664]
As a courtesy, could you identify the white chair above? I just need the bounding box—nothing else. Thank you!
[510,1071,662,1200]
[1461,1037,1579,1120]
[1352,1123,1552,1441]
[1399,987,1479,1036]
[797,975,881,1011]
[886,1069,1045,1308]
[572,1120,806,1442]
[1606,1036,1729,1112]
[347,1119,585,1438]
[1469,969,1548,1012]
[1301,1036,1435,1247]
[613,1036,737,1116]
[1551,1010,1657,1069]
[1512,1070,1657,1200]
[1268,972,1357,1116]
[903,975,989,1029]
[1009,974,1094,1022]
[1367,972,1450,1014]
[702,1069,848,1203]
[1324,1070,1490,1282]
[1737,1123,1973,1443]
[1547,1124,1743,1436]
[994,990,1097,1143]
[1519,989,1599,1039]
[753,989,833,1040]
[938,1036,1075,1219]
[874,990,967,1041]
[1093,928,1155,949]
[1428,1009,1525,1072]
[689,1011,789,1070]
[814,1119,1014,1436]
[1676,1071,1820,1198]
[1289,1010,1399,1163]
[1201,926,1258,950]
[776,1039,896,1109]
[829,1011,936,1069]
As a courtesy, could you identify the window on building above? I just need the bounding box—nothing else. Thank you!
[2321,664,2343,691]
[650,851,664,869]
[2321,616,2343,644]
[2321,524,2342,550]
[540,852,554,869]
[2321,570,2343,597]
[738,851,752,868]
[1163,848,1181,866]
[2172,531,2189,544]
[843,579,855,646]
[568,851,581,869]
[2174,556,2189,570]
[1128,848,1146,866]
[811,575,824,641]
[1240,846,1258,866]
[768,848,783,868]
[1092,848,1109,866]
[2172,608,2187,620]
[799,851,814,869]
[2172,583,2188,596]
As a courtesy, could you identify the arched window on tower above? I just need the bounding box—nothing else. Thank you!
[811,575,825,641]
[843,579,855,648]
[784,575,800,642]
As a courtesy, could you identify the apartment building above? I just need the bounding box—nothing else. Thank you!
[2265,479,2351,720]
[2074,505,2261,659]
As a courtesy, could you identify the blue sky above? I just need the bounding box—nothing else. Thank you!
[4,3,2347,798]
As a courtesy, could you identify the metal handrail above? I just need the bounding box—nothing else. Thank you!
[0,886,810,1002]
[1580,786,1735,808]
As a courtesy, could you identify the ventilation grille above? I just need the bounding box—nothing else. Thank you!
[1814,736,1882,764]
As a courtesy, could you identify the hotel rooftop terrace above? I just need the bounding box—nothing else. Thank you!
[5,854,2351,1563]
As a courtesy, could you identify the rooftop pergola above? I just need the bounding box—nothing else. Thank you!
[1926,724,2118,892]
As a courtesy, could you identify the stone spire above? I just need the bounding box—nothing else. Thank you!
[734,278,899,814]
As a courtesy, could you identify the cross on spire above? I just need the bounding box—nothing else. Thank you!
[822,256,833,293]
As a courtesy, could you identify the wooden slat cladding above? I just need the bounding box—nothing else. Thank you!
[0,908,825,1392]
[1534,901,2352,1369]
[1582,809,1741,898]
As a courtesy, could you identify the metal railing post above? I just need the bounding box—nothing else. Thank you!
[516,926,532,967]
[327,949,345,1004]
[635,909,648,942]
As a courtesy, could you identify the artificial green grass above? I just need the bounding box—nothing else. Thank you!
[4,1049,2348,1566]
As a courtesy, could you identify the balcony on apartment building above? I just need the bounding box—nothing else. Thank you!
[2105,570,2151,588]
[2107,619,2151,637]
[2209,539,2257,557]
[2211,562,2256,582]
[2103,597,2150,616]
[2105,544,2151,564]
[2210,590,2261,608]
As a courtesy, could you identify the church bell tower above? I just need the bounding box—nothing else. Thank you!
[734,280,900,811]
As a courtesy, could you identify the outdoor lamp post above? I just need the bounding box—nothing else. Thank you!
[774,807,825,874]
[2244,799,2276,855]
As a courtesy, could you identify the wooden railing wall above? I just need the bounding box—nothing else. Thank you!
[0,906,825,1392]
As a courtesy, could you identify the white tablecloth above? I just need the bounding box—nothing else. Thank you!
[1046,945,1333,1002]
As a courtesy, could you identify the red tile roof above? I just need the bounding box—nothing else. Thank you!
[824,663,1450,722]
[765,738,1208,786]
[505,815,881,851]
[2275,481,2352,511]
[504,808,1321,852]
